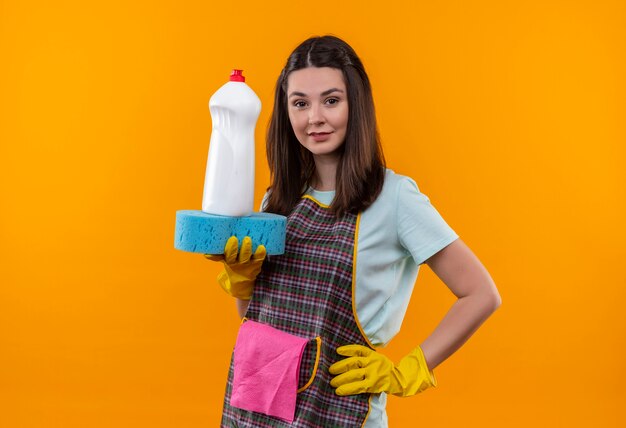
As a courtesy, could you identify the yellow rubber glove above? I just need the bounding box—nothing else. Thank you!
[204,236,266,301]
[328,344,437,397]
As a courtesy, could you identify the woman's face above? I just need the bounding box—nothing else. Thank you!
[286,67,349,160]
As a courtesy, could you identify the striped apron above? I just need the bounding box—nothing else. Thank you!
[221,195,373,427]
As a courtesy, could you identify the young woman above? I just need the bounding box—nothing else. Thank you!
[207,35,501,428]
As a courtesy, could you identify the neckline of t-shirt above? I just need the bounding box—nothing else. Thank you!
[306,186,335,197]
[307,186,336,194]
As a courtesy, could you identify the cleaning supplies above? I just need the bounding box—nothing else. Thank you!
[175,69,286,255]
[202,69,261,217]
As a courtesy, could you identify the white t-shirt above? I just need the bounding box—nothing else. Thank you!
[304,169,459,347]
[263,168,459,427]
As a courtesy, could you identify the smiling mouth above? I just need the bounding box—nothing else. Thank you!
[309,132,332,136]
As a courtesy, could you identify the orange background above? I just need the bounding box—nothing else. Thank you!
[1,1,624,427]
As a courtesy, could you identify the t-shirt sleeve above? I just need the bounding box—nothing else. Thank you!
[396,177,459,265]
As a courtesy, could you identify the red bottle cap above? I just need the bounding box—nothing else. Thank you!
[230,69,245,82]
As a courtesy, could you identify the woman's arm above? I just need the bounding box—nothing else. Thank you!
[236,299,250,319]
[420,238,501,370]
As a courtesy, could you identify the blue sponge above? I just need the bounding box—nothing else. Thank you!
[174,210,286,255]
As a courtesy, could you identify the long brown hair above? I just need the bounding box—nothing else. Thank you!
[264,35,386,217]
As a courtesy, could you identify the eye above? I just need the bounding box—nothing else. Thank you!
[293,100,307,108]
[326,98,339,105]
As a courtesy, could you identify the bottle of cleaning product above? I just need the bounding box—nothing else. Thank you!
[202,69,261,217]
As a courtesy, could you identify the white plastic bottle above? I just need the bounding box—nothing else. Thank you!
[202,69,261,217]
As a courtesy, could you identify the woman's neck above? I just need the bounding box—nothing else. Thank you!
[311,155,339,191]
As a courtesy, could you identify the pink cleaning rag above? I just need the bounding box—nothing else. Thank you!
[231,320,309,422]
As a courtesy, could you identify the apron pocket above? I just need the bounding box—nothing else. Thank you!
[230,319,318,422]
[297,336,322,392]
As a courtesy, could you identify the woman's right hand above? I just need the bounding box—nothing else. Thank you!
[204,236,266,300]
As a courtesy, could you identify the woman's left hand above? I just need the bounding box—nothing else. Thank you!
[328,344,436,396]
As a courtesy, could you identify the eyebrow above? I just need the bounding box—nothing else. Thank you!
[288,88,345,98]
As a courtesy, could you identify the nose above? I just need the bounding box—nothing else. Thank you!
[308,104,325,125]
